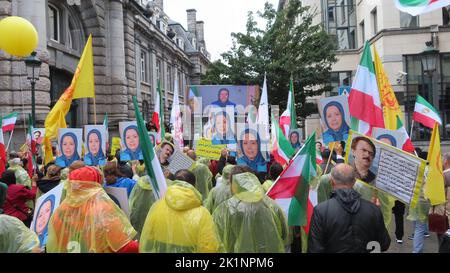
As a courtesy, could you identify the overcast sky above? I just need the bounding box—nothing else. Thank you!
[164,0,279,62]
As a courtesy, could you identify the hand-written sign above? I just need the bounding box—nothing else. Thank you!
[196,138,226,160]
[167,148,195,174]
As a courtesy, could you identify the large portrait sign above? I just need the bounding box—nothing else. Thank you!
[33,128,45,145]
[119,121,143,161]
[345,130,427,206]
[372,127,404,150]
[31,183,64,249]
[318,95,351,145]
[84,125,107,166]
[56,128,82,168]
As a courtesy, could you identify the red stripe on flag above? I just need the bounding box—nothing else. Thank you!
[348,88,384,128]
[0,143,5,176]
[267,176,301,199]
[413,111,438,129]
[2,124,15,132]
[402,139,415,153]
[302,198,314,234]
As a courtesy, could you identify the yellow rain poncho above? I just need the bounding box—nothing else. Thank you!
[262,180,273,193]
[204,165,234,214]
[212,172,287,253]
[8,160,32,188]
[0,214,40,253]
[46,166,137,253]
[190,162,213,201]
[139,180,220,253]
[129,175,157,239]
[354,181,395,229]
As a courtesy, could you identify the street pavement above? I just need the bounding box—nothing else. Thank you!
[386,213,438,253]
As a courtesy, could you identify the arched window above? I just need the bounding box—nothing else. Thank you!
[48,4,60,42]
[142,100,150,121]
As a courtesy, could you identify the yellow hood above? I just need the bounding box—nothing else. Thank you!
[164,180,202,211]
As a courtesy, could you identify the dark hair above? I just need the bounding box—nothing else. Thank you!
[0,170,16,186]
[227,156,236,165]
[36,156,43,165]
[351,136,376,157]
[21,158,28,168]
[268,162,283,180]
[230,165,255,181]
[166,172,176,181]
[161,142,175,154]
[419,151,428,160]
[103,162,119,177]
[118,164,134,179]
[321,148,331,160]
[174,169,196,186]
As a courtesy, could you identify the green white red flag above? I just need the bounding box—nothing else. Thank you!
[271,113,295,167]
[413,94,442,129]
[394,0,450,16]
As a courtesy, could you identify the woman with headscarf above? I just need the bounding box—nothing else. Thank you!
[84,129,106,166]
[0,182,41,253]
[120,125,143,161]
[376,134,397,148]
[55,132,80,168]
[211,88,237,108]
[322,101,350,144]
[211,111,236,145]
[212,171,287,253]
[289,131,302,151]
[46,166,138,253]
[237,128,268,173]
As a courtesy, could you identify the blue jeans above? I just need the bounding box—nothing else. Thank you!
[413,221,428,253]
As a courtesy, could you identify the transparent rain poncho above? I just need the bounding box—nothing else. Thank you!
[139,180,220,253]
[204,164,234,214]
[0,214,40,253]
[190,162,213,201]
[129,175,157,239]
[212,172,287,253]
[46,166,136,253]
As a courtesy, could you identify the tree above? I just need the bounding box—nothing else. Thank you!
[201,0,337,121]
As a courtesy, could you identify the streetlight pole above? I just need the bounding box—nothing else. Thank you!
[24,51,42,127]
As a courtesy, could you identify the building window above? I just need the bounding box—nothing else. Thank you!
[371,8,377,36]
[324,0,357,50]
[329,71,352,96]
[48,4,59,42]
[443,6,450,25]
[167,65,172,91]
[400,12,418,28]
[142,100,150,121]
[156,59,162,86]
[140,50,148,83]
[192,38,197,50]
[359,20,365,45]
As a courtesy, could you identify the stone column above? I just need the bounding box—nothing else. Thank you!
[108,0,127,121]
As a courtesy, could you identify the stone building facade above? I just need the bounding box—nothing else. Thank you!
[0,0,210,150]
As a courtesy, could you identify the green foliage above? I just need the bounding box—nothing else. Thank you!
[201,0,337,120]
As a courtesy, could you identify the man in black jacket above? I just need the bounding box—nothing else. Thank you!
[308,163,390,253]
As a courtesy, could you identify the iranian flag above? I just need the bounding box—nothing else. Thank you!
[396,116,415,153]
[133,96,167,200]
[394,0,450,16]
[271,113,295,167]
[267,132,317,227]
[280,78,296,138]
[152,80,165,143]
[26,114,36,178]
[170,77,183,149]
[316,150,323,165]
[103,113,109,150]
[0,126,6,176]
[349,42,384,135]
[413,94,442,129]
[2,112,18,133]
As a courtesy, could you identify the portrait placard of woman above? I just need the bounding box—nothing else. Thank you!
[321,99,350,145]
[237,128,268,173]
[84,127,106,166]
[33,194,55,248]
[289,130,302,152]
[211,111,236,145]
[55,130,81,168]
[119,123,143,161]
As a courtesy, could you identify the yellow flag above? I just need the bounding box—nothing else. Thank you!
[425,123,446,205]
[43,34,94,164]
[373,46,404,130]
[73,34,95,99]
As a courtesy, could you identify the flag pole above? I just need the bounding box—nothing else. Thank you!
[324,142,336,174]
[6,130,14,152]
[410,119,414,141]
[93,97,97,125]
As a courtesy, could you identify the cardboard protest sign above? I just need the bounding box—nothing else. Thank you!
[105,187,130,218]
[166,148,195,174]
[196,138,226,160]
[84,125,107,166]
[119,121,143,161]
[345,130,426,206]
[31,183,64,249]
[318,95,351,145]
[56,128,83,168]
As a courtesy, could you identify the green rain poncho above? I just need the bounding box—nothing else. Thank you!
[212,172,287,253]
[407,184,430,223]
[190,162,213,201]
[129,175,157,239]
[317,174,333,204]
[0,215,40,253]
[204,165,234,214]
[139,180,220,253]
[8,160,32,188]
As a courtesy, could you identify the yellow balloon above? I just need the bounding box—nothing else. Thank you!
[0,16,38,57]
